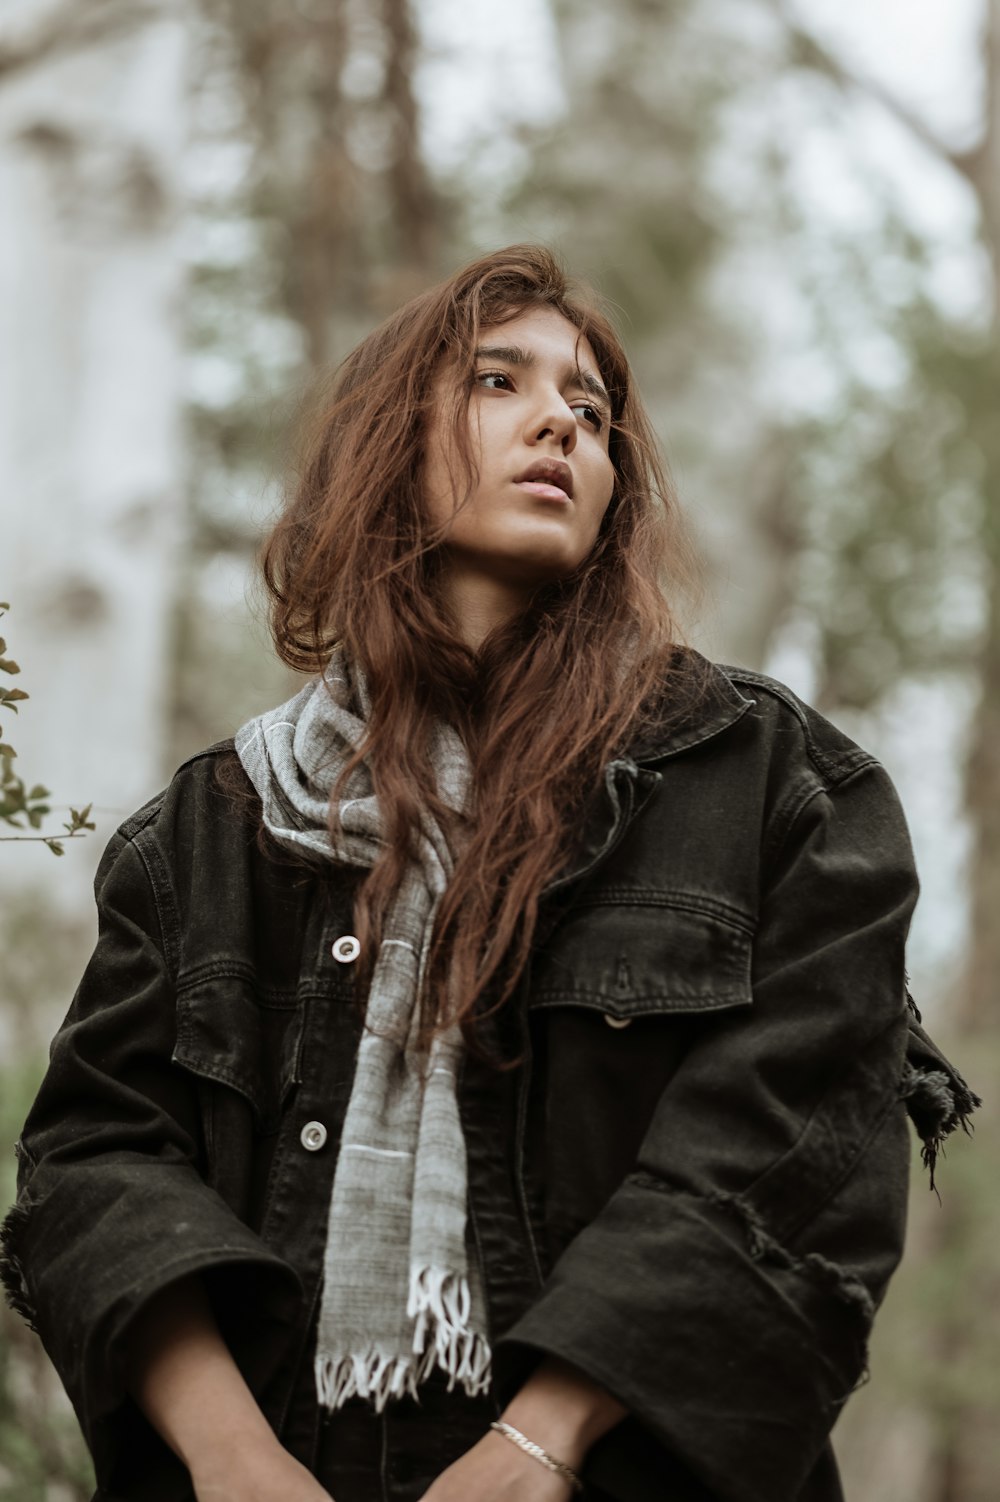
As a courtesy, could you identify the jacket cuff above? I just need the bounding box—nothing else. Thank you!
[491,1176,866,1502]
[4,1162,302,1486]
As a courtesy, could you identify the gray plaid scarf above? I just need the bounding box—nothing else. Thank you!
[234,648,491,1412]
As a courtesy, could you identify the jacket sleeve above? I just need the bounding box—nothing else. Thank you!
[491,758,929,1502]
[0,827,302,1489]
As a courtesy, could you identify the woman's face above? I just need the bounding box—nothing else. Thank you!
[423,305,616,595]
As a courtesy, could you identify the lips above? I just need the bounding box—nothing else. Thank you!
[514,458,574,499]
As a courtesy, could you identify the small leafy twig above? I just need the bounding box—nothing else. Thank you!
[0,601,95,854]
[0,803,96,855]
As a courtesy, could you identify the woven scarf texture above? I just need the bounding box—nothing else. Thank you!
[235,647,492,1412]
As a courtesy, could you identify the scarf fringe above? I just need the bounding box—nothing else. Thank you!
[407,1263,492,1395]
[315,1265,492,1415]
[314,1330,491,1415]
[408,1263,471,1331]
[315,1342,440,1414]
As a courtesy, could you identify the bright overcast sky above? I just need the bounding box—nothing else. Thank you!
[797,0,983,143]
[417,0,984,199]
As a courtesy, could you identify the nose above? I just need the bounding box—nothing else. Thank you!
[523,388,578,454]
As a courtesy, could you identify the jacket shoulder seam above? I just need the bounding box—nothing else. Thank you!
[111,740,245,979]
[114,740,238,841]
[177,737,236,768]
[717,665,877,788]
[115,794,166,841]
[129,824,182,979]
[763,756,895,906]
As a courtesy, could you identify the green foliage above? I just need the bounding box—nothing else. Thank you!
[0,605,95,854]
[0,1060,95,1501]
[0,894,101,1498]
[849,1038,1000,1446]
[774,253,996,709]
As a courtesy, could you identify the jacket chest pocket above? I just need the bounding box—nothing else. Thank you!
[173,970,308,1136]
[529,890,755,1023]
[525,893,756,1252]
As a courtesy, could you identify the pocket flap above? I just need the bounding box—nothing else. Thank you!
[529,892,754,1020]
[173,971,304,1132]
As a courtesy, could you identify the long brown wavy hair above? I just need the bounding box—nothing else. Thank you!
[260,244,701,1058]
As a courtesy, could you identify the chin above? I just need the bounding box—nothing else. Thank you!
[503,533,593,580]
[509,553,587,590]
[452,531,596,593]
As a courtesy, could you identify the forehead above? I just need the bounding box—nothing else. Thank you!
[477,305,603,379]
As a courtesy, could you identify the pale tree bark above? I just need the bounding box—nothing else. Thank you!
[0,0,190,917]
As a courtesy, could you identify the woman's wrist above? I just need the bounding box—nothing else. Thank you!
[498,1354,628,1469]
[490,1418,585,1492]
[183,1396,283,1481]
[188,1424,291,1493]
[123,1273,278,1476]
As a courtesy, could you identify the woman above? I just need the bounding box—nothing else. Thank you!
[1,245,978,1502]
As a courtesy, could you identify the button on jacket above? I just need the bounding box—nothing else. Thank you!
[0,656,978,1502]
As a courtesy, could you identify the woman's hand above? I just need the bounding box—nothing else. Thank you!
[419,1353,627,1499]
[191,1434,334,1502]
[418,1427,574,1501]
[123,1274,333,1501]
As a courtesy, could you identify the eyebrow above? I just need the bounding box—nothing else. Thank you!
[474,343,611,408]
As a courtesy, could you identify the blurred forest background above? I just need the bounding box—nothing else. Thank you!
[1,0,998,1497]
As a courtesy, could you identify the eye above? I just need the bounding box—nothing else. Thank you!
[572,401,605,433]
[475,369,514,391]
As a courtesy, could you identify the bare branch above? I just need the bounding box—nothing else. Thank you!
[0,833,86,842]
[0,0,164,85]
[771,0,986,188]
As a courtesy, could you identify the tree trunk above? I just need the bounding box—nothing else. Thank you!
[0,2,189,916]
[932,4,1000,1498]
[964,0,1000,1030]
[379,0,438,283]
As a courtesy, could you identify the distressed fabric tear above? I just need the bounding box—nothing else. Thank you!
[0,1198,38,1332]
[629,1171,876,1325]
[628,1170,875,1407]
[898,1060,981,1196]
[701,1186,876,1326]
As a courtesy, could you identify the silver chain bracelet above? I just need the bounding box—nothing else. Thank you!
[489,1419,585,1494]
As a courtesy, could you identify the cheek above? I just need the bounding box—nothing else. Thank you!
[591,455,616,522]
[603,460,616,505]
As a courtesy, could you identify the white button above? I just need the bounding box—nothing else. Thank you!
[331,934,361,963]
[603,1013,633,1029]
[300,1121,328,1152]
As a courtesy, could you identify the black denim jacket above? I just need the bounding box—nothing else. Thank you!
[0,657,979,1502]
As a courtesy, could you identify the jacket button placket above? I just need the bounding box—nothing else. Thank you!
[300,1121,328,1152]
[256,909,365,1435]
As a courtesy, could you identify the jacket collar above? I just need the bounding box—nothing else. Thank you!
[540,657,756,901]
[625,651,758,765]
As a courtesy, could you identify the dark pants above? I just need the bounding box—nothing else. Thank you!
[311,1367,499,1502]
